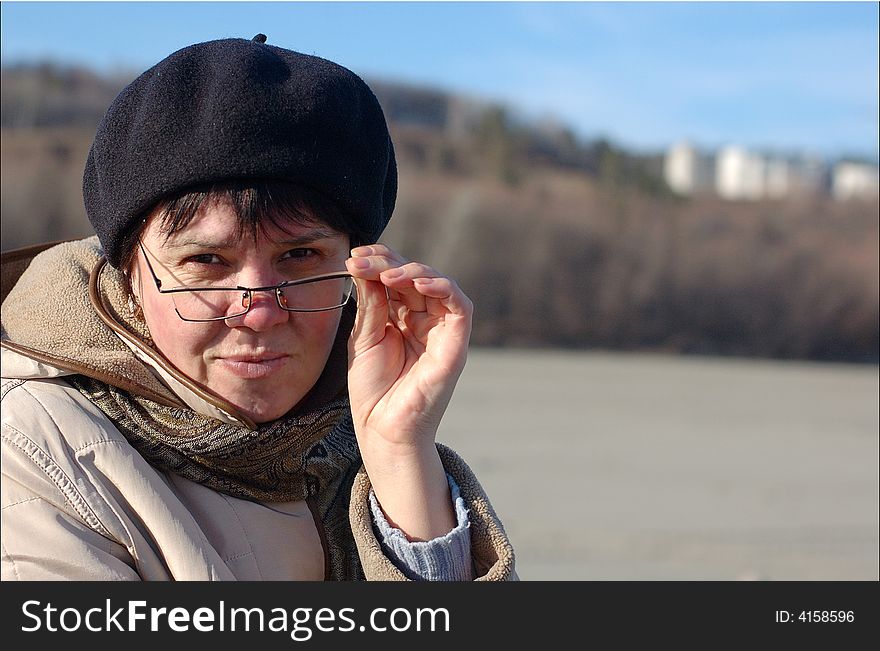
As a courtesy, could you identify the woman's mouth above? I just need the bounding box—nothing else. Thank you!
[217,354,290,379]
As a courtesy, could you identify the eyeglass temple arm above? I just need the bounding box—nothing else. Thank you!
[137,240,164,289]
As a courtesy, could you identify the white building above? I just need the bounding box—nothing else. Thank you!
[715,146,767,200]
[787,155,826,197]
[664,142,870,201]
[832,162,880,201]
[664,141,714,195]
[714,147,825,201]
[763,158,790,199]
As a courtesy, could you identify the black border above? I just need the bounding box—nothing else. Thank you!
[2,581,877,647]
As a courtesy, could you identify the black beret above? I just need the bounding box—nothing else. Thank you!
[83,34,397,267]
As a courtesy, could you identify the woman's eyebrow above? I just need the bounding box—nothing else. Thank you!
[276,230,340,245]
[163,229,340,249]
[162,237,236,250]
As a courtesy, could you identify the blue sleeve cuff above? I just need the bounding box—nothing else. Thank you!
[369,473,475,581]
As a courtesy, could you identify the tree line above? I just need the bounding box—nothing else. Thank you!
[2,62,877,362]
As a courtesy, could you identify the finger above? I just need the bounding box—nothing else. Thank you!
[345,252,407,282]
[412,275,473,374]
[381,267,435,313]
[379,262,447,313]
[350,243,408,265]
[379,261,441,283]
[388,295,409,325]
[412,276,474,319]
[386,287,423,318]
[347,275,390,354]
[349,245,408,278]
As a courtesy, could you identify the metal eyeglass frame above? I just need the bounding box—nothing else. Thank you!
[137,240,353,322]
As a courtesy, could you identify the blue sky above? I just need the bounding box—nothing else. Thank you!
[2,1,878,159]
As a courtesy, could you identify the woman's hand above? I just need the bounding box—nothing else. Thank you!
[345,243,472,540]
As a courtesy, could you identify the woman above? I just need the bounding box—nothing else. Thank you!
[0,35,515,581]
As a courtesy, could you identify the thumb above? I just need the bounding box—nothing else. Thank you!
[349,276,389,355]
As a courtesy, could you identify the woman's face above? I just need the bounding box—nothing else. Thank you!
[132,199,351,424]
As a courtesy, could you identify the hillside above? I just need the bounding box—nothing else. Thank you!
[2,63,877,362]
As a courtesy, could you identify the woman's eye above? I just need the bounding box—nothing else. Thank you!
[185,253,223,265]
[282,248,318,260]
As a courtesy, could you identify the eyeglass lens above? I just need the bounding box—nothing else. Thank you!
[170,276,353,321]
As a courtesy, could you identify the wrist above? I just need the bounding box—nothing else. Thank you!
[362,443,456,542]
[359,435,438,475]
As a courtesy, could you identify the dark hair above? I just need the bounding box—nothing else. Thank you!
[120,179,369,272]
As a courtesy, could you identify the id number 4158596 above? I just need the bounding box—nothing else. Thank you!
[775,610,854,623]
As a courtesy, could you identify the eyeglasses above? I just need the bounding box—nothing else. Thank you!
[137,241,354,322]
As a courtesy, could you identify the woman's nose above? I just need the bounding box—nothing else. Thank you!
[228,289,290,331]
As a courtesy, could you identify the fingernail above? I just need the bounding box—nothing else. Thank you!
[351,246,373,257]
[350,257,370,269]
[382,267,403,278]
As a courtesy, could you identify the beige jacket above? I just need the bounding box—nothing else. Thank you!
[1,239,516,581]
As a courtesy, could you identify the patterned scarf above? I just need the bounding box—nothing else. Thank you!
[67,375,358,502]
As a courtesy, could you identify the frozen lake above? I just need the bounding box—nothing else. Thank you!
[437,348,880,580]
